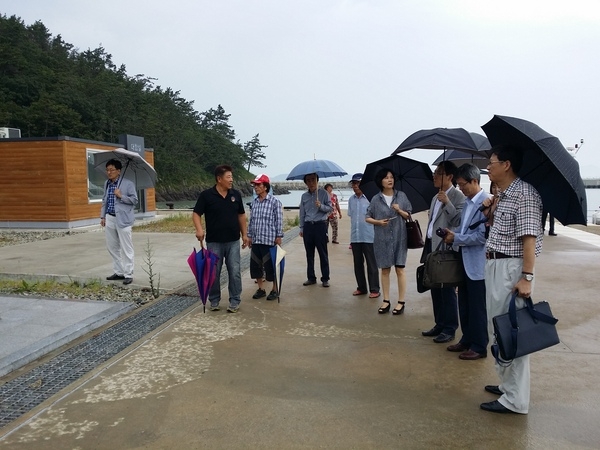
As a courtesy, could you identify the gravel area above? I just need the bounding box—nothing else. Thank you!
[0,230,155,304]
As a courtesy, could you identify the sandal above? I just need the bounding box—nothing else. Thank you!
[369,292,381,299]
[353,290,367,296]
[378,300,391,314]
[392,301,406,315]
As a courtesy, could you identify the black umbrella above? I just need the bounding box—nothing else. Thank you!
[432,149,489,169]
[393,128,491,156]
[360,155,438,213]
[482,115,587,226]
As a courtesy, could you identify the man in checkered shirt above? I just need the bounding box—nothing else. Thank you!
[480,145,543,415]
[247,174,284,301]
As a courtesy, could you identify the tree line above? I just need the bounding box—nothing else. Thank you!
[0,14,268,199]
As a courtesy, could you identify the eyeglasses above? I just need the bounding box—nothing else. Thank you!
[456,180,471,188]
[487,160,505,167]
[106,169,119,173]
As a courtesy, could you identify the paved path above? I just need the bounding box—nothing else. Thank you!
[0,213,599,448]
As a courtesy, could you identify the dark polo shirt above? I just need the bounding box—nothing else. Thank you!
[193,186,245,243]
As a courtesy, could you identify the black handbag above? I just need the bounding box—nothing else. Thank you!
[406,214,424,249]
[422,241,463,288]
[492,293,559,364]
[415,264,430,293]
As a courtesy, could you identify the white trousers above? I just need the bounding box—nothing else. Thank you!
[105,215,134,278]
[485,258,532,414]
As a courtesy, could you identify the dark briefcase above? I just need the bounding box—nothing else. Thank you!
[492,293,559,363]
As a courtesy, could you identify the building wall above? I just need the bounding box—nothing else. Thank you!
[0,137,156,228]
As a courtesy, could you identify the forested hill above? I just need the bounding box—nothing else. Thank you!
[0,14,269,200]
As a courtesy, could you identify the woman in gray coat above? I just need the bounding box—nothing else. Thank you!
[366,169,412,315]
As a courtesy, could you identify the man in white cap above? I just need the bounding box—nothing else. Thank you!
[348,173,380,298]
[247,174,284,301]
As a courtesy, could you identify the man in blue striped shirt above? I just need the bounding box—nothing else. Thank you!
[248,174,284,301]
[348,173,380,298]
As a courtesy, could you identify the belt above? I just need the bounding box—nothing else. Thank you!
[486,251,513,259]
[107,212,116,217]
[305,220,327,225]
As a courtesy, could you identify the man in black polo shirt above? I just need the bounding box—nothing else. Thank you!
[193,165,249,313]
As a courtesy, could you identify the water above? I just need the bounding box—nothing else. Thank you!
[156,188,600,223]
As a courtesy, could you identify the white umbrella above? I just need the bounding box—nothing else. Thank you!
[93,148,157,189]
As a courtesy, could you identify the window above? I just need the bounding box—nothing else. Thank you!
[87,149,106,202]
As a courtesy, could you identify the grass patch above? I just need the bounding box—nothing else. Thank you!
[134,211,300,233]
[134,213,196,233]
[1,278,108,297]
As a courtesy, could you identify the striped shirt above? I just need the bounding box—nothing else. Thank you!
[348,193,374,243]
[248,194,284,245]
[486,178,543,257]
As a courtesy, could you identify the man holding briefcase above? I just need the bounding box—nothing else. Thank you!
[481,145,543,415]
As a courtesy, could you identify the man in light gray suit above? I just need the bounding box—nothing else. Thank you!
[100,158,137,285]
[420,161,465,343]
[442,164,489,359]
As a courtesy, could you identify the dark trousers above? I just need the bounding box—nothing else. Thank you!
[542,210,555,233]
[351,242,379,293]
[303,221,329,282]
[457,271,488,354]
[431,286,459,336]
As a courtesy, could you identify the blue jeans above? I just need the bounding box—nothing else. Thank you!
[207,240,242,308]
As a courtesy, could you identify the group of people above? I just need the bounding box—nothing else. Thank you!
[100,145,544,415]
[311,145,543,415]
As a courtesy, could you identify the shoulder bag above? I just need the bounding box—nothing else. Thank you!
[405,213,424,249]
[492,293,559,365]
[422,241,463,288]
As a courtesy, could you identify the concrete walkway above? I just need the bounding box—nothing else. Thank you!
[0,213,599,448]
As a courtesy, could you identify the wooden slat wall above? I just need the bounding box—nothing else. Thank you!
[144,150,156,211]
[0,140,156,223]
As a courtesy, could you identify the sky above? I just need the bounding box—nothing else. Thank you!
[3,0,600,179]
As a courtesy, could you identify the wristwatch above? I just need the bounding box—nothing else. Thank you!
[522,273,534,282]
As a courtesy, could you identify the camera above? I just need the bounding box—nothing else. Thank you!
[435,227,447,238]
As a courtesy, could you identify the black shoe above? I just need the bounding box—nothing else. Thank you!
[322,281,330,287]
[485,385,503,396]
[123,278,133,285]
[433,333,455,343]
[107,273,125,280]
[549,232,557,236]
[303,279,317,286]
[480,400,518,414]
[252,288,266,299]
[392,301,405,315]
[378,300,391,314]
[421,327,442,337]
[266,290,279,301]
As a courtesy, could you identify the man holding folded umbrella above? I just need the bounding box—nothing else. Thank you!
[480,145,543,415]
[193,165,249,313]
[247,174,283,301]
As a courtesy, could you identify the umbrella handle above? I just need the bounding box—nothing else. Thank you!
[117,160,131,188]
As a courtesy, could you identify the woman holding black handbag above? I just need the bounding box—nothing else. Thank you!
[365,169,412,315]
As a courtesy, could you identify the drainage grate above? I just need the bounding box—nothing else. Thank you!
[0,292,200,428]
[0,228,299,429]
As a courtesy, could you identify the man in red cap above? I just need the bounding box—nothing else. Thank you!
[248,174,284,301]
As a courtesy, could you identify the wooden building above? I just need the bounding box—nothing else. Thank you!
[0,136,156,229]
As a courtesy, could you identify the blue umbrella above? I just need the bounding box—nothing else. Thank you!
[269,245,287,303]
[286,159,347,180]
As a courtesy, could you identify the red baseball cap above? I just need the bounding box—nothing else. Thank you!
[250,174,270,184]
